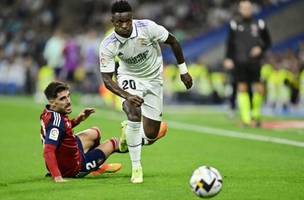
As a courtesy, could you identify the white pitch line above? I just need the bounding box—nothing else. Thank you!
[168,121,304,148]
[96,110,304,148]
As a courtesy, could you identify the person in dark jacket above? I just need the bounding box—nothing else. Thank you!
[224,0,271,126]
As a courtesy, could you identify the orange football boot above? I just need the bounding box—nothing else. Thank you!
[90,163,122,176]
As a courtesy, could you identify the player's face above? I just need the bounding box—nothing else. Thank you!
[112,12,133,38]
[239,1,253,19]
[50,90,72,114]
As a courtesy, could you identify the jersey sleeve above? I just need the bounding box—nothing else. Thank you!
[43,113,65,178]
[44,144,61,178]
[44,113,65,146]
[225,20,237,59]
[147,20,169,43]
[258,19,272,51]
[99,40,116,73]
[70,118,80,128]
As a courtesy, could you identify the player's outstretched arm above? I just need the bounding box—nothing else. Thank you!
[101,72,144,107]
[164,34,193,89]
[71,108,95,127]
[77,108,95,122]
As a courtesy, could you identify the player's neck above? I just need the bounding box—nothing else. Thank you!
[47,104,62,114]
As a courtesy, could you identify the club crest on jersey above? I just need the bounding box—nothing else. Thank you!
[138,38,150,46]
[49,128,59,141]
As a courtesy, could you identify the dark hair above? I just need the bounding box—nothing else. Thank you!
[239,0,251,3]
[111,0,132,14]
[44,81,69,100]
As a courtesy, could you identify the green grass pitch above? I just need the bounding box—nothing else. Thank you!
[0,96,303,200]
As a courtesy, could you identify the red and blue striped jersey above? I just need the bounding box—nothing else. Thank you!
[40,105,82,178]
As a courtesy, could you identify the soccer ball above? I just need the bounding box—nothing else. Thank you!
[189,166,223,198]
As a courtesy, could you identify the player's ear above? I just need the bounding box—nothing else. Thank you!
[48,99,55,104]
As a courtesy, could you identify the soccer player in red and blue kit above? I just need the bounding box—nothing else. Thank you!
[40,81,127,182]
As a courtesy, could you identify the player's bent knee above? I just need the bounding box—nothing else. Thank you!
[127,113,141,122]
[90,126,101,140]
[123,101,141,121]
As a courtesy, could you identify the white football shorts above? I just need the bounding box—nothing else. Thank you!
[117,75,163,121]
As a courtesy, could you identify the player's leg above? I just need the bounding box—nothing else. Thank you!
[141,116,169,145]
[252,81,264,125]
[77,126,101,153]
[76,137,122,178]
[122,100,143,183]
[237,82,251,125]
[121,119,168,146]
[117,75,144,183]
[142,120,168,145]
[250,64,264,126]
[229,80,237,118]
[236,64,251,125]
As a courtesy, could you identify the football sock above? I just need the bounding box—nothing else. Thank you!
[126,121,142,168]
[109,138,119,151]
[237,92,251,124]
[252,92,263,120]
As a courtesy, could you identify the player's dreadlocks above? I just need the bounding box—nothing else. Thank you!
[44,81,69,100]
[111,0,132,14]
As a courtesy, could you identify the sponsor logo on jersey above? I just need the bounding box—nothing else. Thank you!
[124,50,149,65]
[49,128,59,141]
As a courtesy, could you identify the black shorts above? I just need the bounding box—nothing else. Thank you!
[234,62,261,83]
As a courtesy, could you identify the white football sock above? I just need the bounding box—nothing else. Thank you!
[126,121,142,168]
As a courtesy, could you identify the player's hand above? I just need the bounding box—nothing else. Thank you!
[223,58,234,70]
[250,46,262,58]
[180,73,193,89]
[77,108,95,122]
[54,176,67,183]
[126,94,144,107]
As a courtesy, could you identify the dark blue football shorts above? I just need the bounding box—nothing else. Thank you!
[75,136,106,177]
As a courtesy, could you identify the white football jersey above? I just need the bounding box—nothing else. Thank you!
[99,19,169,80]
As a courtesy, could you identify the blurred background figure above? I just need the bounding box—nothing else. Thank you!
[61,33,81,83]
[43,28,65,80]
[223,0,272,126]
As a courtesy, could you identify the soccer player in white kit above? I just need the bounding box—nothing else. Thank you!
[99,0,193,183]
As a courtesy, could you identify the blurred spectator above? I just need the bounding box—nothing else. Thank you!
[79,29,101,93]
[43,28,65,78]
[61,33,81,82]
[0,56,26,95]
[23,53,39,95]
